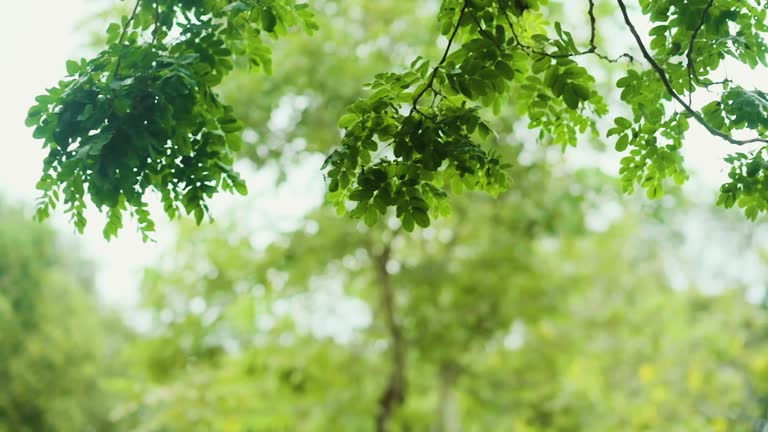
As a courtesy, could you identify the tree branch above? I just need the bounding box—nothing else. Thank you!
[616,0,768,146]
[411,1,469,114]
[587,0,597,51]
[502,1,632,63]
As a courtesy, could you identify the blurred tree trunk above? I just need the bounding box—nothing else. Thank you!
[373,240,406,432]
[433,362,461,432]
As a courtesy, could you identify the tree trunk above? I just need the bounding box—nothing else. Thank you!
[432,362,461,432]
[373,242,406,432]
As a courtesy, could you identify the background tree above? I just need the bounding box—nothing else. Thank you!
[0,202,120,432]
[102,194,768,431]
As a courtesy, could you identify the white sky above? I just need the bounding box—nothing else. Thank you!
[0,2,765,310]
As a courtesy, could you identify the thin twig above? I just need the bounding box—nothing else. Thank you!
[587,0,597,50]
[432,88,461,108]
[616,0,768,146]
[501,1,633,63]
[410,1,469,114]
[114,0,142,76]
[686,0,715,93]
[152,1,161,43]
[117,0,141,46]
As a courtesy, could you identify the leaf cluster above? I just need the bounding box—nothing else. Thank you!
[323,0,608,230]
[27,0,316,239]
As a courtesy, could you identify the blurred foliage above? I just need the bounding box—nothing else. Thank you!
[3,191,768,430]
[102,199,768,431]
[7,0,768,431]
[0,203,120,431]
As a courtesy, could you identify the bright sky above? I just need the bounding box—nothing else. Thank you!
[0,2,765,310]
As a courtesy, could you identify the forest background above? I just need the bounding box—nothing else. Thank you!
[3,0,768,431]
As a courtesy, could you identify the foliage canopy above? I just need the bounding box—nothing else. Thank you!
[26,0,768,237]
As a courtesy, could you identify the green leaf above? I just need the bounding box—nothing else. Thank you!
[572,84,590,101]
[615,134,629,152]
[532,56,551,74]
[616,74,635,88]
[221,120,244,133]
[106,23,121,44]
[87,130,114,156]
[458,79,473,99]
[364,207,378,227]
[349,189,373,201]
[562,84,579,110]
[544,67,559,88]
[495,61,515,80]
[194,206,204,225]
[32,125,50,140]
[411,208,430,228]
[401,212,414,232]
[337,113,358,129]
[478,122,492,140]
[552,75,566,98]
[614,117,633,130]
[745,205,759,220]
[262,8,277,32]
[66,60,80,75]
[234,181,248,196]
[646,184,664,199]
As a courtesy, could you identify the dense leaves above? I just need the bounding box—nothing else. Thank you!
[325,0,768,225]
[613,0,768,206]
[323,0,609,229]
[27,0,768,235]
[26,0,316,239]
[25,1,768,236]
